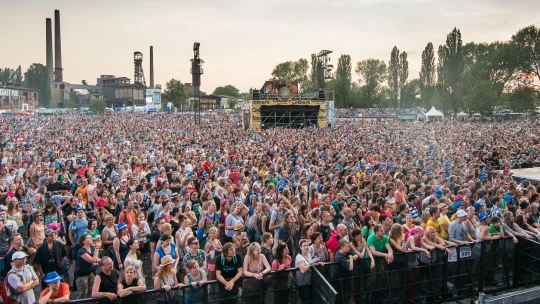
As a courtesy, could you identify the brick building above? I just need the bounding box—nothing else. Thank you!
[0,82,39,111]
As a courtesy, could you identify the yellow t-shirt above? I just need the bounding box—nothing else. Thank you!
[427,218,443,238]
[437,214,450,240]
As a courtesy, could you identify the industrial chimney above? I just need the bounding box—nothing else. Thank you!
[150,46,154,88]
[46,18,53,84]
[54,9,63,82]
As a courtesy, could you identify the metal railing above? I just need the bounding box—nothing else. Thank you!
[67,236,540,304]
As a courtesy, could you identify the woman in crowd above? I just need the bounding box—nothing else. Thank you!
[7,196,24,234]
[101,214,117,252]
[218,199,230,244]
[184,259,207,304]
[350,228,374,269]
[154,255,183,304]
[296,238,323,304]
[153,234,179,274]
[124,239,144,280]
[131,211,151,258]
[29,211,45,249]
[112,222,130,281]
[76,234,101,299]
[362,215,375,240]
[243,242,271,304]
[503,211,533,239]
[232,221,250,259]
[310,231,329,263]
[117,265,146,304]
[515,214,540,239]
[423,226,453,257]
[204,226,222,284]
[272,243,293,304]
[85,219,100,239]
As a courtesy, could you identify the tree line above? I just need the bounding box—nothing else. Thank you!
[269,25,540,114]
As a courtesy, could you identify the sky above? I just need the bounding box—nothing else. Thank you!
[1,0,538,93]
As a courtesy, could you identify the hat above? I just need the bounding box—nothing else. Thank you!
[45,229,56,236]
[75,207,85,213]
[171,193,179,199]
[277,186,284,193]
[408,194,417,201]
[203,172,209,177]
[81,160,87,165]
[12,251,28,260]
[454,195,463,202]
[232,165,238,169]
[503,194,513,203]
[220,199,228,206]
[233,222,244,231]
[153,169,159,174]
[456,210,467,218]
[45,192,53,198]
[44,271,63,284]
[113,177,120,183]
[47,222,60,231]
[521,178,527,183]
[187,172,195,179]
[454,201,464,209]
[117,222,128,231]
[434,190,443,197]
[121,178,127,183]
[438,203,447,210]
[409,184,417,191]
[473,202,481,209]
[293,166,299,171]
[223,162,229,166]
[478,212,489,221]
[160,255,175,266]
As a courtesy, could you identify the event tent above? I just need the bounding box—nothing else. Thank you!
[456,112,469,117]
[424,107,444,121]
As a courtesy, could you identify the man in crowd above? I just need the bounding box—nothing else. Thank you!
[6,251,39,304]
[34,229,69,289]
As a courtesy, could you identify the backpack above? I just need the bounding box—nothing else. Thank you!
[1,271,21,304]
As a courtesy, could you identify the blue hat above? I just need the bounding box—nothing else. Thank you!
[95,162,100,167]
[434,190,443,197]
[0,216,4,222]
[232,165,238,169]
[113,177,120,183]
[478,212,489,222]
[44,271,62,284]
[293,166,299,171]
[473,202,481,209]
[378,167,384,171]
[281,179,289,185]
[153,169,159,174]
[75,207,85,213]
[117,222,128,231]
[367,168,373,173]
[503,194,513,203]
[454,201,464,208]
[388,163,394,168]
[317,184,323,191]
[224,162,229,166]
[277,186,284,193]
[360,164,365,168]
[203,172,209,177]
[521,178,527,183]
[218,168,224,174]
[427,170,433,175]
[187,172,195,179]
[81,160,87,165]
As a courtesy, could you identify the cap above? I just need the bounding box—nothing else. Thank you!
[121,178,127,183]
[456,210,467,217]
[473,202,481,209]
[0,216,4,222]
[434,190,443,197]
[12,251,28,260]
[44,271,63,284]
[438,203,448,210]
[153,169,159,174]
[203,172,209,177]
[454,195,463,202]
[75,207,85,213]
[45,192,53,198]
[117,222,128,231]
[45,229,56,236]
[81,160,87,165]
[521,178,527,183]
[454,201,464,209]
[113,177,120,183]
[277,186,284,193]
[408,194,417,201]
[478,212,489,221]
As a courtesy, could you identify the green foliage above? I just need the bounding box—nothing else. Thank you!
[437,28,464,112]
[400,79,421,108]
[335,55,352,108]
[512,25,540,82]
[388,47,409,108]
[213,85,240,97]
[271,58,309,88]
[355,59,387,107]
[162,79,187,109]
[0,66,23,84]
[506,86,538,113]
[304,53,320,93]
[67,91,80,108]
[89,97,106,114]
[465,80,498,116]
[24,63,51,108]
[420,42,436,108]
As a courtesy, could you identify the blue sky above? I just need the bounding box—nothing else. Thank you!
[1,0,537,93]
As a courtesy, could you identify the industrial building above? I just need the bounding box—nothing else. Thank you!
[0,82,40,111]
[100,75,146,108]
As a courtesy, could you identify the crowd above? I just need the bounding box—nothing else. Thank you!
[335,108,420,118]
[0,113,539,304]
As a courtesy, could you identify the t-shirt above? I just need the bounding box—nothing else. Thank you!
[335,251,353,278]
[215,254,242,288]
[270,209,286,234]
[224,214,244,238]
[448,220,468,241]
[437,215,450,240]
[7,265,38,304]
[39,282,70,300]
[69,218,89,244]
[426,218,442,237]
[76,246,96,276]
[367,234,389,253]
[34,241,68,275]
[488,224,506,235]
[319,224,331,242]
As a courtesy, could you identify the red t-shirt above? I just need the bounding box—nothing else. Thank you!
[39,282,70,300]
[325,231,340,253]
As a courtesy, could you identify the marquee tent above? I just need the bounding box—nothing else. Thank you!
[424,107,444,121]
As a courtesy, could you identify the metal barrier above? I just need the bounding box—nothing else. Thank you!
[65,236,540,304]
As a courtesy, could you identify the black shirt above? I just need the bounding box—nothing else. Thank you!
[261,246,273,266]
[150,229,161,244]
[97,270,119,304]
[319,224,331,242]
[34,241,68,275]
[335,251,354,279]
[216,254,243,289]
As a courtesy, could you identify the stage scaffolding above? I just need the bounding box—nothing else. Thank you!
[260,105,319,129]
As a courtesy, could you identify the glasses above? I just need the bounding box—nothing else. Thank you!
[190,242,199,246]
[102,262,114,267]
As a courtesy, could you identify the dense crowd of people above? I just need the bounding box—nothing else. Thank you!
[0,113,539,303]
[335,108,421,117]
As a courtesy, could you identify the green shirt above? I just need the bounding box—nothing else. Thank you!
[488,223,505,235]
[367,234,389,253]
[331,200,342,223]
[362,226,375,240]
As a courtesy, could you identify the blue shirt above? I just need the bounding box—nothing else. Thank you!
[76,246,95,275]
[69,218,89,244]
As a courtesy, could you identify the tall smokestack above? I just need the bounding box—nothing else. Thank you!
[150,46,154,88]
[54,9,63,82]
[46,18,53,84]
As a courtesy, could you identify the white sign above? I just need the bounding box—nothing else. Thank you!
[0,88,19,97]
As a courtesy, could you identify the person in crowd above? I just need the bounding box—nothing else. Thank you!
[124,239,144,280]
[225,203,249,243]
[38,271,70,304]
[6,251,39,304]
[154,255,183,304]
[35,229,69,289]
[204,226,222,284]
[260,232,274,265]
[1,233,35,277]
[182,236,207,274]
[335,238,356,304]
[29,211,46,249]
[272,242,293,303]
[117,265,146,304]
[216,242,243,304]
[295,238,323,304]
[232,221,250,259]
[503,212,533,239]
[326,223,349,262]
[131,212,150,258]
[76,234,101,299]
[153,234,179,275]
[362,215,375,240]
[184,259,207,304]
[243,242,271,304]
[310,231,329,263]
[92,256,119,304]
[112,222,130,281]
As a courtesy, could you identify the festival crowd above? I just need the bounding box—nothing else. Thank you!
[0,113,539,304]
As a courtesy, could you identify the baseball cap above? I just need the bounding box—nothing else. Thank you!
[45,229,56,236]
[153,169,159,174]
[408,194,417,201]
[75,207,85,213]
[456,210,467,217]
[473,202,481,209]
[478,212,489,222]
[12,251,28,260]
[438,203,447,210]
[434,190,443,197]
[454,201,464,209]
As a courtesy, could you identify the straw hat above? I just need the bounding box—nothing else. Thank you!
[160,255,175,266]
[233,222,244,231]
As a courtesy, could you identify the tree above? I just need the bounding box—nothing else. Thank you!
[67,91,80,108]
[90,97,106,114]
[24,63,51,108]
[304,53,319,93]
[437,28,464,113]
[0,66,22,83]
[271,58,309,88]
[355,59,387,107]
[213,85,240,97]
[507,86,539,113]
[335,54,352,108]
[465,80,498,116]
[512,25,540,83]
[13,66,22,84]
[419,42,436,108]
[388,46,400,106]
[399,51,409,108]
[162,79,187,109]
[401,79,421,108]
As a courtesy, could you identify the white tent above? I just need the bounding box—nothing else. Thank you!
[424,107,444,121]
[456,112,469,117]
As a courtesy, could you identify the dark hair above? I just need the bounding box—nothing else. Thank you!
[351,228,362,247]
[262,232,272,243]
[398,203,407,213]
[429,206,438,216]
[126,238,137,248]
[379,214,388,223]
[274,243,289,262]
[159,234,171,242]
[310,232,322,243]
[87,219,97,230]
[363,215,373,229]
[187,236,197,245]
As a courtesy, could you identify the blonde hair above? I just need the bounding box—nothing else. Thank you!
[154,261,176,279]
[208,226,218,236]
[159,223,172,234]
[424,226,436,240]
[125,265,136,273]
